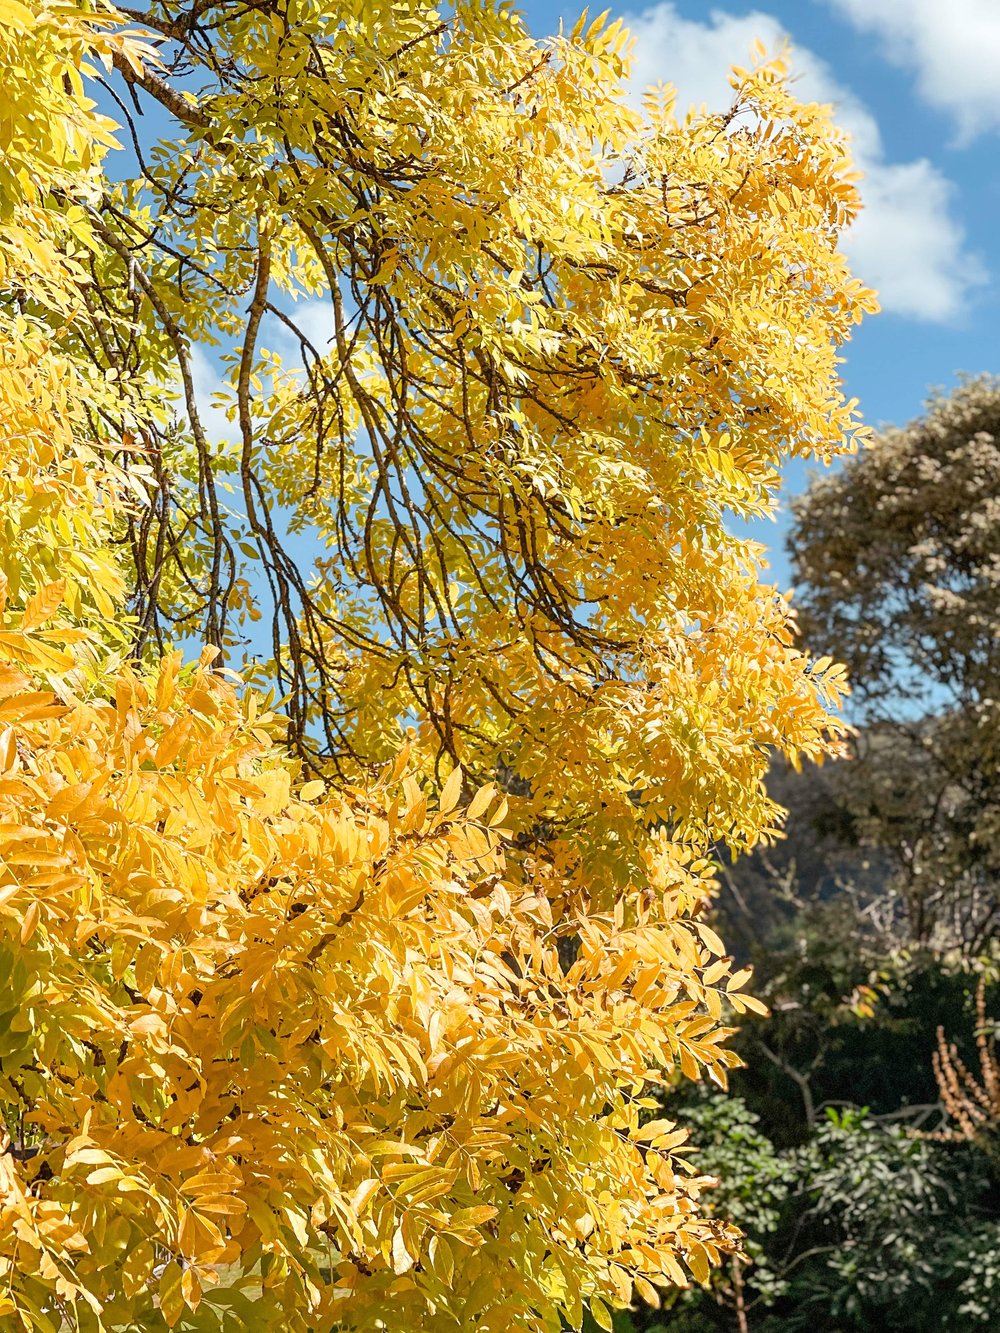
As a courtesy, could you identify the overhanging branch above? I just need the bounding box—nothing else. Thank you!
[111,51,210,130]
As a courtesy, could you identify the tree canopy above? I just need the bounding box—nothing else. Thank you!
[790,377,1000,953]
[0,2,874,1328]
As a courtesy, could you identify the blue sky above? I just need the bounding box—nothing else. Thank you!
[519,0,1000,585]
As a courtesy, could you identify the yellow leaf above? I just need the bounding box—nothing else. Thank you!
[634,1274,661,1308]
[631,1117,675,1142]
[21,580,66,632]
[696,922,726,956]
[466,784,495,821]
[0,0,36,30]
[678,1044,699,1080]
[181,1266,202,1311]
[439,765,463,814]
[350,1178,381,1216]
[726,967,753,993]
[0,727,16,772]
[702,957,732,986]
[687,1242,711,1285]
[450,1205,498,1228]
[731,993,769,1016]
[19,900,40,944]
[159,1263,185,1328]
[590,1297,614,1331]
[392,1224,414,1275]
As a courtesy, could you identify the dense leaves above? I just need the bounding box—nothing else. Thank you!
[790,377,1000,710]
[0,640,750,1329]
[84,0,872,887]
[0,1,875,1328]
[628,1098,1000,1332]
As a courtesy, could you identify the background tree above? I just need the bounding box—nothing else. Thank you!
[0,1,877,1329]
[789,376,1000,953]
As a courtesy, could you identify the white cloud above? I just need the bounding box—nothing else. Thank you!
[189,344,236,443]
[846,161,980,325]
[277,297,334,357]
[828,0,1000,142]
[621,3,985,323]
[160,345,235,445]
[625,5,786,122]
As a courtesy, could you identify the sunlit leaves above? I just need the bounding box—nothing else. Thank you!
[0,0,876,1328]
[0,642,747,1328]
[85,0,874,900]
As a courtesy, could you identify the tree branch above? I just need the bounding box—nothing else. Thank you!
[111,51,210,129]
[759,1041,817,1129]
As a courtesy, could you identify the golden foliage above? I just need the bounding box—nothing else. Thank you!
[84,0,869,891]
[0,1,874,1328]
[0,644,753,1328]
